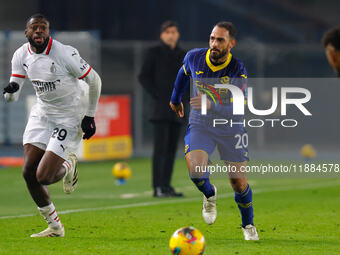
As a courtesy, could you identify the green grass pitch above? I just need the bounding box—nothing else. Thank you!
[0,158,340,254]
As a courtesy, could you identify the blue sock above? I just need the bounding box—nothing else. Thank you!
[234,184,254,227]
[191,171,215,198]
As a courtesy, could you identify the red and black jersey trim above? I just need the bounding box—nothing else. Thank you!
[45,37,53,55]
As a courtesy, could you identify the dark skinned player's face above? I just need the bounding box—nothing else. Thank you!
[209,26,236,62]
[25,18,50,49]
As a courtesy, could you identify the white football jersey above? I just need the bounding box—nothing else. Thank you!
[11,38,91,125]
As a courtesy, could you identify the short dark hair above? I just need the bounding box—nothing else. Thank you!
[214,21,237,39]
[160,20,178,34]
[322,26,340,50]
[26,13,49,27]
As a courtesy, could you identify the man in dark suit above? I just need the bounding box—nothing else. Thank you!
[139,21,186,197]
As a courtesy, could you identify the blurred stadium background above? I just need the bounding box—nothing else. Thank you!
[0,0,339,161]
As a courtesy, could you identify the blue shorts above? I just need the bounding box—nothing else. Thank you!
[184,124,249,162]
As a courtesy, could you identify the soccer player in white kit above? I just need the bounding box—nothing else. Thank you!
[3,14,102,237]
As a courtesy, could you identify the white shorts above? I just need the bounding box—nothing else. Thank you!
[23,115,83,160]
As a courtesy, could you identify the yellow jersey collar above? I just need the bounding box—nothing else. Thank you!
[205,49,232,72]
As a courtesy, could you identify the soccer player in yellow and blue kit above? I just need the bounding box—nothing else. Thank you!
[170,21,259,240]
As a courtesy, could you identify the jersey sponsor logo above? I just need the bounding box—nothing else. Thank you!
[32,79,60,94]
[195,81,231,105]
[23,63,29,70]
[195,71,204,75]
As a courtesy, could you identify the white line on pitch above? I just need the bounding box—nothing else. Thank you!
[0,180,339,220]
[52,181,256,200]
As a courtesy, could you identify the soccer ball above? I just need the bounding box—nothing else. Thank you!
[169,227,205,255]
[112,162,131,184]
[300,144,316,159]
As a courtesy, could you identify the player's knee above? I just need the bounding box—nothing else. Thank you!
[186,153,208,177]
[36,168,53,185]
[187,162,204,179]
[230,178,248,193]
[188,162,210,181]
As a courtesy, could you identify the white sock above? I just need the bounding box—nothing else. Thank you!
[63,160,72,177]
[38,202,62,229]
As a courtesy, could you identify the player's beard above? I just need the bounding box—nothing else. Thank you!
[210,48,228,64]
[28,36,50,53]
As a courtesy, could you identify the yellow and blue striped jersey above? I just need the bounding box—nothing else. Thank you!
[171,47,248,135]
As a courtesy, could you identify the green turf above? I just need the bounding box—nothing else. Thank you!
[0,158,340,254]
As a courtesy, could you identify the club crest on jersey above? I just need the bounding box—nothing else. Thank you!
[50,62,56,73]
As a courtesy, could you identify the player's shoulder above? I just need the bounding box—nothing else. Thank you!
[230,55,247,74]
[184,48,208,63]
[50,39,78,56]
[12,43,29,60]
[49,39,82,65]
[230,55,245,68]
[186,48,208,58]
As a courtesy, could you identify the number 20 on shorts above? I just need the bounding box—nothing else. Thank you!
[235,133,248,149]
